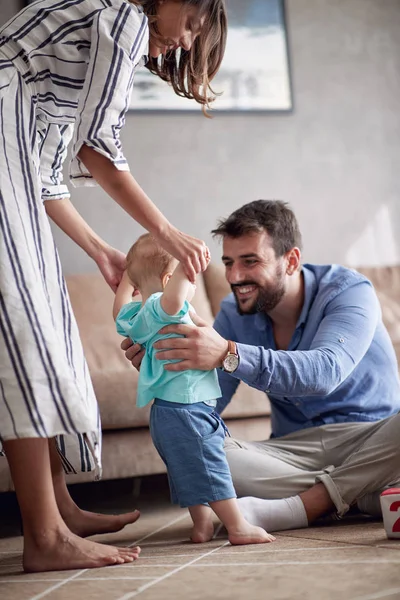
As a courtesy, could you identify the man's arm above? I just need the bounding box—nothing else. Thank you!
[153,281,380,398]
[212,308,240,414]
[234,282,379,397]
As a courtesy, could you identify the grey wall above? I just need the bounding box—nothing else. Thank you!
[2,0,400,274]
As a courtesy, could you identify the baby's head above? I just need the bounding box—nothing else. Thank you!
[126,233,177,293]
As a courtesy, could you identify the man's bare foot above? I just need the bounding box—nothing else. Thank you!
[60,505,140,538]
[190,517,214,543]
[228,523,276,546]
[23,527,141,572]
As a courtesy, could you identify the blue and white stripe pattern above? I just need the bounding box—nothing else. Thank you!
[0,0,148,196]
[0,0,148,476]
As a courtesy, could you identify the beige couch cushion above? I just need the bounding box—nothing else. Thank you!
[356,265,400,366]
[61,416,272,484]
[66,272,215,430]
[203,263,270,418]
[203,262,231,318]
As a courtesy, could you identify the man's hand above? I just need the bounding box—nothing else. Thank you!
[121,337,145,371]
[153,313,229,371]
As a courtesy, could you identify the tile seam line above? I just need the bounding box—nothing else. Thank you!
[128,513,188,547]
[116,541,230,600]
[276,532,388,548]
[26,513,188,600]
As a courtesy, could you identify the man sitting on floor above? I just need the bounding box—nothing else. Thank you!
[122,200,400,532]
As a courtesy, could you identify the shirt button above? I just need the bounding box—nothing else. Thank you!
[265,389,270,393]
[339,338,345,343]
[295,402,300,406]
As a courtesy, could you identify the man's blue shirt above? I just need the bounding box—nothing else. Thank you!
[214,264,400,438]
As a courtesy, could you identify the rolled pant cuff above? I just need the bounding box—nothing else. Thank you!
[316,473,350,518]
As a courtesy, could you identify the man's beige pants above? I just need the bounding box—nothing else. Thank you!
[225,413,400,517]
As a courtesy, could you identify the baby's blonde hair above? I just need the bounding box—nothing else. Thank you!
[126,234,176,289]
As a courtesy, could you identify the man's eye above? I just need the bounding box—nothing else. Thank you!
[245,260,257,266]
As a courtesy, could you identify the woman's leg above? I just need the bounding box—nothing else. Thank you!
[49,439,140,537]
[4,438,140,572]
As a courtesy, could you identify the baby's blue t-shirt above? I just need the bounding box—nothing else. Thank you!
[116,293,221,408]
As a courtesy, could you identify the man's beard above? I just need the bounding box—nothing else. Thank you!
[231,266,285,315]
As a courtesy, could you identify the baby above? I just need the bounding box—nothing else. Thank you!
[113,234,274,545]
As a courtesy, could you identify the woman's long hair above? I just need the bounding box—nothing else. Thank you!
[130,0,227,111]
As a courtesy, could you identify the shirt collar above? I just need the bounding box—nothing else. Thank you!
[296,265,318,328]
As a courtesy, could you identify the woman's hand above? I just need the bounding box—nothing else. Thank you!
[157,227,210,283]
[77,147,210,282]
[95,245,127,293]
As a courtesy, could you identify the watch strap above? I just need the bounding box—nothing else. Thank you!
[227,340,237,356]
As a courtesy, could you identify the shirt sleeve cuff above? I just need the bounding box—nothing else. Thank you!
[41,185,70,201]
[234,343,272,391]
[69,144,130,188]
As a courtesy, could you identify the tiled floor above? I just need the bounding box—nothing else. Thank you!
[1,477,400,600]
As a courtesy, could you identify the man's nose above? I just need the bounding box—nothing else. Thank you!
[228,265,245,284]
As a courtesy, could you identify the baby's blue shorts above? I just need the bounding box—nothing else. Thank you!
[150,398,236,508]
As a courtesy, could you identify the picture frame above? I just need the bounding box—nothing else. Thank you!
[130,0,292,113]
[24,0,292,112]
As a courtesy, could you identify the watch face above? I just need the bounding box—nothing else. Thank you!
[223,354,239,373]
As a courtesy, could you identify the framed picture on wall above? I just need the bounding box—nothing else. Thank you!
[130,0,292,112]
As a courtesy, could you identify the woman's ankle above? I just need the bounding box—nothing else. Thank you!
[23,518,70,546]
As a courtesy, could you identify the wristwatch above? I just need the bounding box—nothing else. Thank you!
[221,340,240,373]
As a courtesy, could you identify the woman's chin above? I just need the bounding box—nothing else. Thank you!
[149,44,166,58]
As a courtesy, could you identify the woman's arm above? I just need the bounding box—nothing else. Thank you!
[77,145,170,240]
[45,197,107,260]
[77,144,208,282]
[44,197,126,292]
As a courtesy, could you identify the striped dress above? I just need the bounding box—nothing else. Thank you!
[0,0,149,477]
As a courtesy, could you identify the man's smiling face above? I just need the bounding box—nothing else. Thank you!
[222,231,287,315]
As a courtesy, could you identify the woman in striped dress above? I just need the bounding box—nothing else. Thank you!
[0,0,227,572]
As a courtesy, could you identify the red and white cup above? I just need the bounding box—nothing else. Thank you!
[380,488,400,539]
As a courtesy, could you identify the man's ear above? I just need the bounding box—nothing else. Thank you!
[162,272,172,289]
[286,248,301,275]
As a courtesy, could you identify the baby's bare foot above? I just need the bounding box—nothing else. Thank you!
[190,519,214,543]
[23,527,141,572]
[228,523,276,546]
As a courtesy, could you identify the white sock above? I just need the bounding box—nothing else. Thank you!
[237,495,308,532]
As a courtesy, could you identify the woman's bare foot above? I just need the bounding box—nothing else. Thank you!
[190,517,214,543]
[23,526,141,572]
[228,523,276,546]
[61,504,140,538]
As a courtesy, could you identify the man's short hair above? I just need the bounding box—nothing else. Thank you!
[211,200,303,257]
[126,233,175,288]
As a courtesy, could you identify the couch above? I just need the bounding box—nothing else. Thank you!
[0,263,270,492]
[1,263,399,492]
